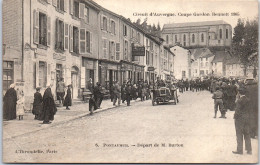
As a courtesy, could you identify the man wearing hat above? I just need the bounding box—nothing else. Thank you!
[233,86,252,155]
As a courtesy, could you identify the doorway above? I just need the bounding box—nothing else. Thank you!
[71,66,79,99]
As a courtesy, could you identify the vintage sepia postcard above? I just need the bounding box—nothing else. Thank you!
[2,0,259,163]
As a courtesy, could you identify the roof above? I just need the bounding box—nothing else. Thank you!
[164,46,175,56]
[225,55,240,65]
[163,20,230,29]
[212,51,230,63]
[190,48,214,60]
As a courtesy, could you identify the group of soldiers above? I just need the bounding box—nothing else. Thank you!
[175,78,212,93]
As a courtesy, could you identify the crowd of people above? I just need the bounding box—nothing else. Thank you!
[3,75,258,151]
[88,79,154,115]
[3,77,72,124]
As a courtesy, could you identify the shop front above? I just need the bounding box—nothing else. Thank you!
[99,60,120,90]
[147,66,155,84]
[120,62,133,84]
[82,58,97,90]
[133,65,144,84]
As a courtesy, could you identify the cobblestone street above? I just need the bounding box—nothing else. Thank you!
[3,91,258,163]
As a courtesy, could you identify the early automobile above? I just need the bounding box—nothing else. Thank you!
[151,87,179,106]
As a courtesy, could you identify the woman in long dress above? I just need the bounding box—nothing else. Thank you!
[63,85,72,110]
[40,85,57,124]
[3,84,17,120]
[32,87,43,120]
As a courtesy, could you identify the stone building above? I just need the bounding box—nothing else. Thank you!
[190,48,215,78]
[162,20,232,49]
[3,0,101,108]
[170,45,191,80]
[3,0,175,109]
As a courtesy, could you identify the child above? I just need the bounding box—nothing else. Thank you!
[17,91,25,120]
[64,85,72,110]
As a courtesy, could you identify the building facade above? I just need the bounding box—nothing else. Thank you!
[170,45,191,80]
[3,0,175,109]
[190,48,214,78]
[162,20,232,49]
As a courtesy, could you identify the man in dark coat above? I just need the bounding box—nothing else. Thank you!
[121,81,127,103]
[227,81,237,111]
[93,82,103,109]
[63,85,72,110]
[32,87,43,120]
[3,84,17,120]
[233,86,252,155]
[245,80,258,139]
[41,85,57,124]
[125,82,132,106]
[221,82,228,112]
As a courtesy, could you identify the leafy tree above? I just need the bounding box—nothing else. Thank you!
[232,18,258,77]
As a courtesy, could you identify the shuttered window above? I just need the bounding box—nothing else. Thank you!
[64,23,69,50]
[116,43,120,60]
[79,29,86,54]
[33,10,50,47]
[103,38,107,58]
[73,26,79,54]
[86,31,92,53]
[55,19,64,50]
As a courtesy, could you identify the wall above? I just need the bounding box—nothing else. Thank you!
[171,46,190,79]
[2,0,23,95]
[162,23,232,48]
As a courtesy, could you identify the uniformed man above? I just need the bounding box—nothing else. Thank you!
[212,87,225,118]
[233,86,252,155]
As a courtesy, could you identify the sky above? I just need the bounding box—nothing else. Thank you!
[93,0,258,30]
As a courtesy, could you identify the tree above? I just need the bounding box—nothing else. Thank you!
[152,23,157,31]
[232,18,258,77]
[157,22,161,31]
[135,18,141,26]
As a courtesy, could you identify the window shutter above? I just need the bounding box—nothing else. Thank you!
[47,0,52,4]
[47,16,51,46]
[53,0,57,7]
[33,10,39,44]
[100,14,103,30]
[108,19,111,33]
[106,40,109,58]
[81,67,86,88]
[116,43,120,60]
[84,7,89,23]
[90,32,93,53]
[114,21,117,35]
[55,19,59,49]
[64,23,69,50]
[109,41,111,59]
[103,39,107,58]
[123,24,125,36]
[70,0,74,15]
[69,25,73,52]
[79,29,86,54]
[79,3,85,19]
[64,0,68,12]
